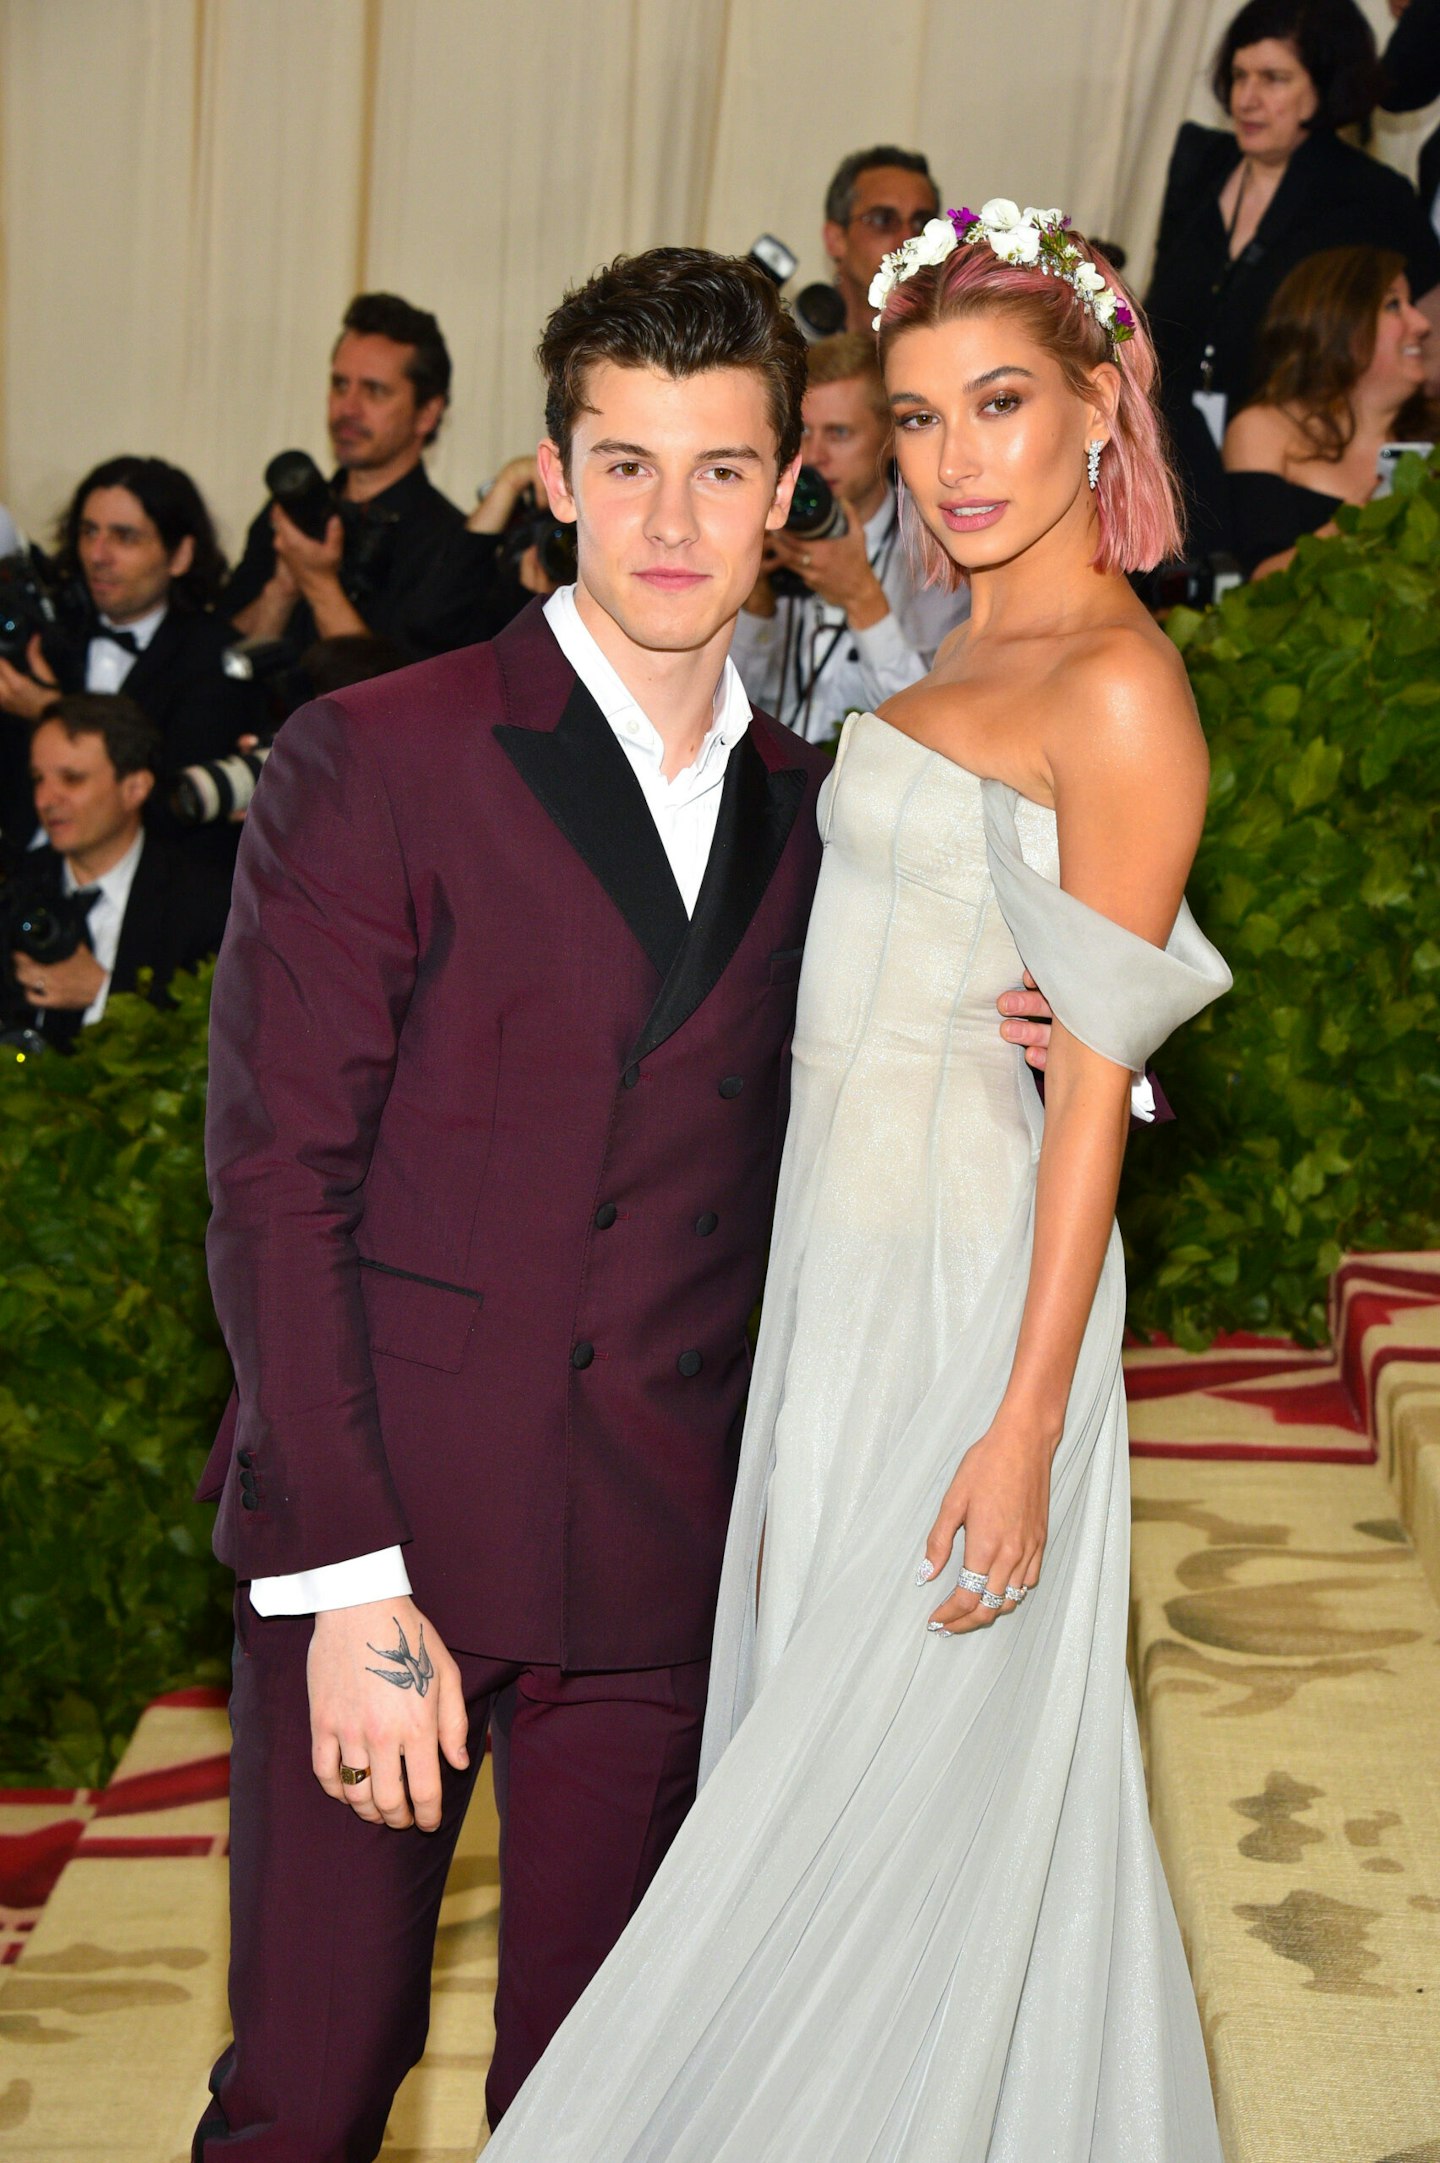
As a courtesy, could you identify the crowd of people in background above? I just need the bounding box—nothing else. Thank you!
[0,0,1436,1049]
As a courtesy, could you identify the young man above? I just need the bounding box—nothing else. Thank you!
[732,330,969,738]
[196,247,1052,2159]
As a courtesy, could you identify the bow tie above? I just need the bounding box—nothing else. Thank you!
[91,625,141,655]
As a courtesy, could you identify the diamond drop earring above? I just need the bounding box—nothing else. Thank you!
[1087,440,1103,491]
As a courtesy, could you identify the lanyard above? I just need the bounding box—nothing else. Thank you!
[783,505,899,733]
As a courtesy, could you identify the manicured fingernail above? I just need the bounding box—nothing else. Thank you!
[915,1559,934,1584]
[926,1619,946,1633]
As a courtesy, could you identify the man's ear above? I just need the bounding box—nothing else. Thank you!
[168,534,195,582]
[536,440,577,526]
[415,394,447,446]
[122,768,154,813]
[821,221,846,271]
[765,453,805,533]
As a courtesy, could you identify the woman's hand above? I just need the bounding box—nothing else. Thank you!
[919,1413,1055,1635]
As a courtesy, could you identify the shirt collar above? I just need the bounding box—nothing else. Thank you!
[543,583,750,776]
[98,600,167,649]
[62,825,145,904]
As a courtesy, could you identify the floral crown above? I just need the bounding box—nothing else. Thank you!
[869,197,1135,348]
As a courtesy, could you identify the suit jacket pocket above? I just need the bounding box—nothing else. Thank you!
[359,1259,483,1373]
[768,946,805,986]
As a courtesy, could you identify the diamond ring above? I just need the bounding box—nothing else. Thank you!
[957,1568,988,1595]
[1005,1585,1027,1605]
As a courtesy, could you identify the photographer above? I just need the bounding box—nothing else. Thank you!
[822,145,941,334]
[0,457,263,850]
[730,333,969,741]
[225,292,486,663]
[3,694,230,1050]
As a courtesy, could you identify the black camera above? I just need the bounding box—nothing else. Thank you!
[771,466,849,598]
[172,742,272,826]
[0,549,88,671]
[2,878,97,966]
[500,489,577,588]
[747,234,846,344]
[264,450,400,606]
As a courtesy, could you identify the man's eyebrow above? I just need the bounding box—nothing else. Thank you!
[586,439,765,463]
[890,365,1037,405]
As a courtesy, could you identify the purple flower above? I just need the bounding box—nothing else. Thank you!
[952,206,978,232]
[1115,302,1135,329]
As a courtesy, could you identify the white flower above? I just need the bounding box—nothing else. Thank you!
[912,217,960,267]
[978,197,1022,230]
[993,220,1042,265]
[1073,262,1107,296]
[1023,206,1063,229]
[1092,288,1118,327]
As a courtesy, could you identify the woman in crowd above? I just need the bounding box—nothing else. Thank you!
[1146,0,1440,563]
[480,201,1229,2160]
[1224,244,1435,577]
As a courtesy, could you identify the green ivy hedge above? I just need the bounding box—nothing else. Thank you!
[0,966,233,1785]
[1118,455,1440,1347]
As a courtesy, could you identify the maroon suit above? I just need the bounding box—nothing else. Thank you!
[194,602,827,2159]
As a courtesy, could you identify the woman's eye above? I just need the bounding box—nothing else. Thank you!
[984,393,1021,416]
[896,410,937,431]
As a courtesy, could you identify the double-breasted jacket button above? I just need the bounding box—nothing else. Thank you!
[694,1212,719,1236]
[237,1448,255,1468]
[572,1341,596,1370]
[677,1350,703,1377]
[240,1489,261,1512]
[622,1064,641,1090]
[718,1075,744,1099]
[594,1203,618,1230]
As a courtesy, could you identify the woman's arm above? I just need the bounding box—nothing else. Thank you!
[922,632,1208,1633]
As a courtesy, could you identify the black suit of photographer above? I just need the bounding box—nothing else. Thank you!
[2,833,231,1050]
[225,462,488,663]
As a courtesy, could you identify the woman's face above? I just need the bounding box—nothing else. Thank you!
[1360,275,1430,405]
[884,311,1114,575]
[1228,37,1320,163]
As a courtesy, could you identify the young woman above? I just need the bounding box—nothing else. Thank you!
[481,205,1230,2161]
[1224,245,1434,576]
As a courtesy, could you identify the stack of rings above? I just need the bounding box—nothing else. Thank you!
[957,1567,1028,1610]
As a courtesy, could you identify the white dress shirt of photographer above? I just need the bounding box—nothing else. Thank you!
[728,334,969,742]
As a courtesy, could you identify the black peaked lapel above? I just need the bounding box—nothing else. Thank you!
[494,677,689,980]
[630,731,807,1066]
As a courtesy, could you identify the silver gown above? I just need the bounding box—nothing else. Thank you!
[482,710,1231,2161]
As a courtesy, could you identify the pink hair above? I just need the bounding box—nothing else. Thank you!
[877,231,1182,578]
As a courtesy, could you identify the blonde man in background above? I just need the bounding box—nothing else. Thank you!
[731,331,969,740]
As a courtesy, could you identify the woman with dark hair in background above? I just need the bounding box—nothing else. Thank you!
[1145,0,1440,564]
[1224,245,1435,576]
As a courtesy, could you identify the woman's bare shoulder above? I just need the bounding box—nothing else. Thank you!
[1049,618,1207,799]
[1222,399,1306,473]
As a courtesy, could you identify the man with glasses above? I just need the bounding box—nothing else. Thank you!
[822,144,941,333]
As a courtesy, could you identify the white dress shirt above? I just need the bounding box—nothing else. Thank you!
[85,600,167,694]
[250,582,750,1617]
[63,828,144,1026]
[729,487,969,742]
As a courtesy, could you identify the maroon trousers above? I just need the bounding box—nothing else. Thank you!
[194,1594,710,2161]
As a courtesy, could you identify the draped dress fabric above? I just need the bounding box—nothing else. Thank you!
[481,710,1231,2162]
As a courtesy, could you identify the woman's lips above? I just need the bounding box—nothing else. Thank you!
[940,501,1006,533]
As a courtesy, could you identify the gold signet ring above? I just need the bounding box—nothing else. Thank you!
[340,1764,371,1786]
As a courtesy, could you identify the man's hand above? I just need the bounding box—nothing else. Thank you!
[998,971,1054,1069]
[768,506,890,628]
[0,634,59,721]
[11,944,106,1011]
[270,503,367,639]
[468,454,546,535]
[308,1596,469,1831]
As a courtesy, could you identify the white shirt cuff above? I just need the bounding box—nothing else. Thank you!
[1130,1073,1157,1123]
[852,608,925,704]
[249,1544,412,1616]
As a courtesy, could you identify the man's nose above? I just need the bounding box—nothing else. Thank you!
[645,477,701,547]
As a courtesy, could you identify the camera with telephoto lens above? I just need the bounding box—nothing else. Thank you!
[770,465,849,598]
[501,488,578,587]
[171,740,273,826]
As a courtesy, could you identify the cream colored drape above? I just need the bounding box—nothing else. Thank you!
[0,0,1431,553]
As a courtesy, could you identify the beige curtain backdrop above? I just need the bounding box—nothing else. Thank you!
[0,0,1432,554]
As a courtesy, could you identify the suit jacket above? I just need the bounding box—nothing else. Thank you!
[199,602,830,1670]
[1382,0,1440,226]
[6,834,232,1048]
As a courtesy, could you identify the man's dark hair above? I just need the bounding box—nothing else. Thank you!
[35,691,162,781]
[824,145,938,228]
[538,247,808,473]
[55,457,227,609]
[339,292,452,440]
[1211,0,1379,130]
